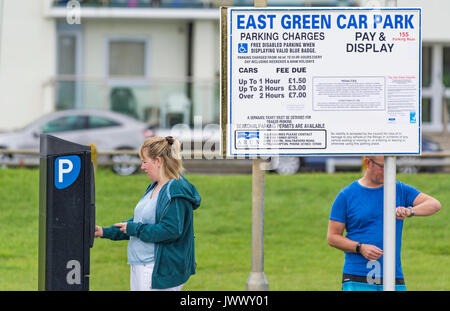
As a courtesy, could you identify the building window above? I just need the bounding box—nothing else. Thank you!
[409,45,450,130]
[444,47,450,88]
[422,98,432,123]
[108,40,146,77]
[57,33,80,110]
[446,98,450,124]
[422,46,432,88]
[421,45,433,125]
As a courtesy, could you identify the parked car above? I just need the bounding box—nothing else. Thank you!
[153,123,221,155]
[0,109,154,175]
[273,136,442,174]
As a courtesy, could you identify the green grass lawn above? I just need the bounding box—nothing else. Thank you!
[0,167,448,291]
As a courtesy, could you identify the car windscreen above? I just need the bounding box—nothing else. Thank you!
[41,115,88,133]
[88,116,121,129]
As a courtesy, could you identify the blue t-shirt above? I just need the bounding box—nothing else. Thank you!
[329,180,420,279]
[127,189,158,265]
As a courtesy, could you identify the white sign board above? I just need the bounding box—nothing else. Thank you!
[221,7,422,157]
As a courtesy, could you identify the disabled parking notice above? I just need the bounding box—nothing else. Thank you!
[221,7,421,156]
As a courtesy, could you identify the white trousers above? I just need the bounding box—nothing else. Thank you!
[130,263,184,291]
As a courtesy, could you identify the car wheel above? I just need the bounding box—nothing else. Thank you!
[0,148,12,168]
[111,150,139,176]
[275,157,301,175]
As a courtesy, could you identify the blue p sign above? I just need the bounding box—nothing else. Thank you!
[55,155,81,189]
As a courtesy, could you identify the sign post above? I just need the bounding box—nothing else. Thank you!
[221,2,420,291]
[382,0,398,292]
[246,0,269,292]
[247,158,269,291]
[383,155,396,291]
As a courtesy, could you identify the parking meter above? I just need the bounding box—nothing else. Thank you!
[38,134,95,291]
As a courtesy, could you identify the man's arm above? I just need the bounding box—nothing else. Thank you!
[327,219,383,261]
[327,220,357,253]
[411,193,441,216]
[397,193,441,219]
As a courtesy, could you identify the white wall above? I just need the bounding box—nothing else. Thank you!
[192,19,219,123]
[0,0,55,131]
[81,18,188,121]
[397,0,450,42]
[83,19,187,79]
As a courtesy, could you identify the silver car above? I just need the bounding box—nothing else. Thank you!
[0,109,154,175]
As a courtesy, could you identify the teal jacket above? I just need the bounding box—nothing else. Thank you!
[102,175,201,289]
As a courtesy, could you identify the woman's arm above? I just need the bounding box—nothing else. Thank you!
[101,224,130,241]
[96,217,133,241]
[123,199,188,243]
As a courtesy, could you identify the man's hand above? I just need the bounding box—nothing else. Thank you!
[114,222,128,234]
[360,244,383,261]
[94,225,103,238]
[396,206,411,220]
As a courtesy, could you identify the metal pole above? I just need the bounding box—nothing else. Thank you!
[247,158,269,291]
[383,156,396,291]
[246,0,269,291]
[254,0,267,7]
[385,0,397,7]
[442,89,449,136]
[383,0,397,292]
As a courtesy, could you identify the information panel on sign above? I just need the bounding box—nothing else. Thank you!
[220,7,422,157]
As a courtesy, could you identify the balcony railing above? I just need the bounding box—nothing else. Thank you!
[50,75,221,128]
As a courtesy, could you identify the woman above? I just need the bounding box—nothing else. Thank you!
[95,136,201,291]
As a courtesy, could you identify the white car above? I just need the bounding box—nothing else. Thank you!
[0,109,154,175]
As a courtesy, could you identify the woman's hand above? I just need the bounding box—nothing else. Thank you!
[114,222,128,234]
[94,226,103,238]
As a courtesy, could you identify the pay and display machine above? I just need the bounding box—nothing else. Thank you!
[39,134,95,291]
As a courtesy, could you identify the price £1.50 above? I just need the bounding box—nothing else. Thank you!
[288,77,307,84]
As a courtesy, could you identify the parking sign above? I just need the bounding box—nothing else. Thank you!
[221,7,422,157]
[55,155,81,189]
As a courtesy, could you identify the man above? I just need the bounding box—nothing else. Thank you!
[327,156,441,291]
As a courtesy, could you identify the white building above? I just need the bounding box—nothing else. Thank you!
[0,0,449,148]
[0,0,224,132]
[0,0,56,131]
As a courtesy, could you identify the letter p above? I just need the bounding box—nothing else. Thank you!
[373,15,383,28]
[59,159,73,183]
[55,155,81,189]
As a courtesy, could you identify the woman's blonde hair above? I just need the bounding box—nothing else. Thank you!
[139,136,183,180]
